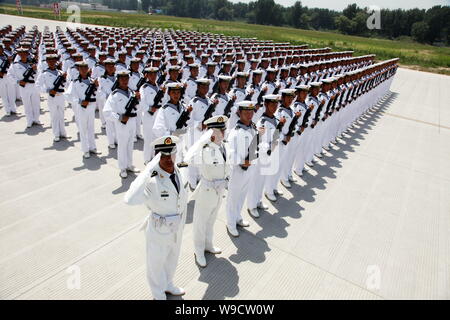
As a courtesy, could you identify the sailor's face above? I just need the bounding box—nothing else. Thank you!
[160,154,175,173]
[146,72,157,83]
[118,76,129,88]
[47,59,57,68]
[237,77,246,87]
[239,109,254,123]
[190,68,199,78]
[105,64,115,74]
[198,84,209,96]
[219,81,229,92]
[282,95,294,106]
[299,90,308,101]
[79,66,89,77]
[265,101,278,115]
[169,89,181,102]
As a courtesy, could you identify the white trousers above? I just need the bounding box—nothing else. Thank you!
[75,103,97,153]
[294,128,311,172]
[226,164,255,227]
[0,77,16,113]
[280,135,301,182]
[48,95,67,138]
[115,118,136,170]
[98,97,116,145]
[145,214,185,300]
[19,84,40,126]
[264,142,289,195]
[193,183,224,255]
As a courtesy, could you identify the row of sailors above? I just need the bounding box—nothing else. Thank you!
[123,57,398,299]
[1,46,374,170]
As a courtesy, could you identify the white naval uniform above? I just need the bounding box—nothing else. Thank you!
[103,88,137,171]
[211,92,233,117]
[226,87,246,131]
[124,162,187,300]
[226,121,258,229]
[98,73,117,145]
[7,60,40,126]
[265,105,296,193]
[245,83,264,122]
[140,82,159,163]
[293,99,315,173]
[0,55,16,115]
[129,70,143,139]
[184,76,197,104]
[36,68,67,138]
[310,94,328,157]
[152,101,192,161]
[190,139,230,259]
[247,114,282,210]
[66,77,97,153]
[186,95,211,187]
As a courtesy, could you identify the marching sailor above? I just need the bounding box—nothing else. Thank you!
[152,82,193,164]
[103,70,140,178]
[66,61,100,158]
[226,101,263,237]
[264,89,297,200]
[247,94,285,218]
[36,53,67,142]
[98,58,117,149]
[124,136,187,300]
[0,43,16,116]
[140,67,164,165]
[7,47,41,128]
[185,115,230,267]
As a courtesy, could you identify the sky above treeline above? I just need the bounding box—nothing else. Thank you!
[227,0,450,11]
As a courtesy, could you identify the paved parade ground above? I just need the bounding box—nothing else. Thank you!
[0,15,449,300]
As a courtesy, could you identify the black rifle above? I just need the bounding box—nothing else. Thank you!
[202,100,218,123]
[312,97,325,123]
[175,106,191,129]
[111,78,119,92]
[136,77,146,90]
[223,97,234,118]
[345,85,356,104]
[282,113,300,145]
[49,74,65,97]
[20,66,35,87]
[212,80,219,94]
[230,65,237,75]
[149,88,165,115]
[82,81,97,107]
[330,91,341,113]
[322,96,334,120]
[0,59,10,78]
[157,73,166,86]
[121,93,139,124]
[297,107,312,135]
[272,86,280,95]
[241,131,260,171]
[256,89,265,106]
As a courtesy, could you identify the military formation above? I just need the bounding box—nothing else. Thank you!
[0,24,398,300]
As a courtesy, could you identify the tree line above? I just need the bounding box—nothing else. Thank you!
[8,0,450,45]
[137,0,450,45]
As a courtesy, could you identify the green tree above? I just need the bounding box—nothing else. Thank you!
[343,3,358,20]
[411,21,430,43]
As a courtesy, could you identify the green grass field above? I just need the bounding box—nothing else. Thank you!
[1,4,449,75]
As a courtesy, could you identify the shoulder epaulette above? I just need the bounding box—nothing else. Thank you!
[151,171,158,177]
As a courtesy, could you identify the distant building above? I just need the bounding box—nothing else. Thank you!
[59,1,117,12]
